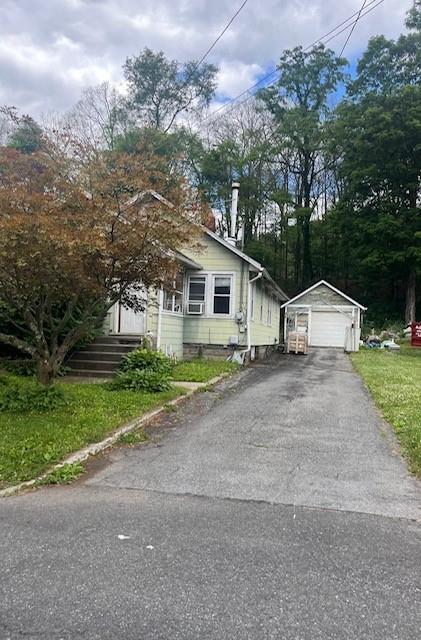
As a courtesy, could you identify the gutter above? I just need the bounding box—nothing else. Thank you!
[156,289,163,350]
[247,268,263,353]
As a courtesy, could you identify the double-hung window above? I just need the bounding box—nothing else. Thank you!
[187,275,206,314]
[213,275,232,315]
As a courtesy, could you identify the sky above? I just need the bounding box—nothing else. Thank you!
[0,0,413,118]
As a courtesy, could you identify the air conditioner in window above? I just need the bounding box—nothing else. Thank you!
[187,302,204,315]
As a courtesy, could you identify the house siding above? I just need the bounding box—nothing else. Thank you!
[292,283,348,307]
[249,280,281,346]
[182,234,249,347]
[160,313,184,359]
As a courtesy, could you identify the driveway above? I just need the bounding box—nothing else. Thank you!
[88,348,421,520]
[1,349,420,640]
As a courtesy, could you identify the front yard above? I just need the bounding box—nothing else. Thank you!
[0,358,239,489]
[0,375,183,489]
[351,345,421,477]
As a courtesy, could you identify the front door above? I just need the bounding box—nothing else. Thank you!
[118,303,145,334]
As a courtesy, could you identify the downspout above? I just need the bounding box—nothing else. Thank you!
[156,289,163,351]
[247,269,263,353]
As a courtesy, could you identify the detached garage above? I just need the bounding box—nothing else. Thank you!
[282,280,367,352]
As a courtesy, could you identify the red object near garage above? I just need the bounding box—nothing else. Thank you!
[411,322,421,347]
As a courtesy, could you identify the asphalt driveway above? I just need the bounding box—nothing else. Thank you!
[1,349,420,640]
[88,348,421,520]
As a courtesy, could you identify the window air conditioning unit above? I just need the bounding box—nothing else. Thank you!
[187,302,204,315]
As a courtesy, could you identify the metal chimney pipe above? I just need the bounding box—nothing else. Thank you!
[230,181,240,242]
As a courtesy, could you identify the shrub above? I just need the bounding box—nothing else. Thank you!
[119,348,174,375]
[0,358,36,376]
[0,379,68,412]
[109,369,172,392]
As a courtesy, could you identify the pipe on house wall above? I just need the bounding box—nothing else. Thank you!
[156,289,164,350]
[247,269,263,353]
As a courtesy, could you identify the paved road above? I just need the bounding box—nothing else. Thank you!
[1,350,421,639]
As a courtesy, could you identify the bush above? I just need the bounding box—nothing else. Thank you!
[109,369,172,392]
[119,348,174,375]
[0,358,36,376]
[0,378,68,412]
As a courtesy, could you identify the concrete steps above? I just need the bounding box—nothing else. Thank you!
[67,335,142,379]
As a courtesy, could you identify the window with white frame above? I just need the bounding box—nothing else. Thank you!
[267,294,273,326]
[163,272,184,313]
[213,275,232,314]
[260,287,263,322]
[187,275,206,313]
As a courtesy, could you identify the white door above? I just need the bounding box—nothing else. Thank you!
[310,310,352,348]
[118,304,145,334]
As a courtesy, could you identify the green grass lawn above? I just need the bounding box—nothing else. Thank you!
[351,345,421,477]
[0,374,183,488]
[171,358,239,383]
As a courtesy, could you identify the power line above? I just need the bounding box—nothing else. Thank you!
[202,0,385,126]
[339,0,369,57]
[191,0,250,74]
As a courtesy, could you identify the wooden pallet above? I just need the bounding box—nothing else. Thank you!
[287,331,308,355]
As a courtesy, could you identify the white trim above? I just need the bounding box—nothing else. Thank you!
[281,280,366,310]
[186,271,236,319]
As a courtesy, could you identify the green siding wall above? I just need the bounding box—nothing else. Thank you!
[160,313,184,359]
[250,280,281,346]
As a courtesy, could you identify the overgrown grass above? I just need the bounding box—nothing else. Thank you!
[0,373,183,488]
[351,345,421,477]
[171,358,239,383]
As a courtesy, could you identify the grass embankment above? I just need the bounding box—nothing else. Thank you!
[172,358,239,383]
[351,345,421,477]
[0,374,183,488]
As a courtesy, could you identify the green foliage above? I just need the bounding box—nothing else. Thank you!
[0,377,183,487]
[351,345,421,477]
[119,428,148,445]
[120,347,174,375]
[0,358,35,376]
[123,48,217,132]
[7,116,43,154]
[40,462,84,485]
[0,376,67,412]
[110,369,172,392]
[171,359,238,383]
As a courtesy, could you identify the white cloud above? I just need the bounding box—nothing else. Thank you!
[0,0,413,117]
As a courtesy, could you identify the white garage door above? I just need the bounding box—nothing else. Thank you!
[310,310,352,348]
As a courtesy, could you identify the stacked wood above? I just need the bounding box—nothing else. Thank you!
[287,331,308,355]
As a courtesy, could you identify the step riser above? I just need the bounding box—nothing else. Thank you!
[93,336,142,345]
[81,344,138,353]
[67,370,115,379]
[70,352,124,363]
[67,360,120,372]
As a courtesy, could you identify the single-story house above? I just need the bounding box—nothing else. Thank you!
[281,280,366,352]
[106,226,288,361]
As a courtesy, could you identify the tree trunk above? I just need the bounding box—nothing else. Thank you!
[405,269,416,325]
[36,358,57,387]
[302,215,313,287]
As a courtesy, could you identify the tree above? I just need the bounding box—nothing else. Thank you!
[331,87,421,323]
[123,48,217,132]
[0,138,202,385]
[259,45,346,286]
[349,0,420,97]
[7,115,44,154]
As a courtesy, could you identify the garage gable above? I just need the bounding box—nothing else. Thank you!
[281,280,366,311]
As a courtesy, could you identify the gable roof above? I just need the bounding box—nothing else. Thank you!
[204,228,289,301]
[281,280,367,310]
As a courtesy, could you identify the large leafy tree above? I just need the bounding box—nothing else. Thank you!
[123,48,217,132]
[259,45,346,286]
[331,86,421,323]
[0,136,202,385]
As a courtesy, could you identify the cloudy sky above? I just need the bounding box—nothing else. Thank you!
[0,0,413,118]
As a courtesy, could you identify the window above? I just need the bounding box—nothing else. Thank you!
[188,276,206,302]
[267,295,273,326]
[163,272,183,313]
[213,276,232,315]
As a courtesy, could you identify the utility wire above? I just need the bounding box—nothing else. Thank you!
[339,0,369,57]
[190,0,249,75]
[202,0,385,126]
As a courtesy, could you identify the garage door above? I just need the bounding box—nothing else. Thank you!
[310,311,352,348]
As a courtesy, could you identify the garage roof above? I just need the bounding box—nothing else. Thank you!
[281,280,367,310]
